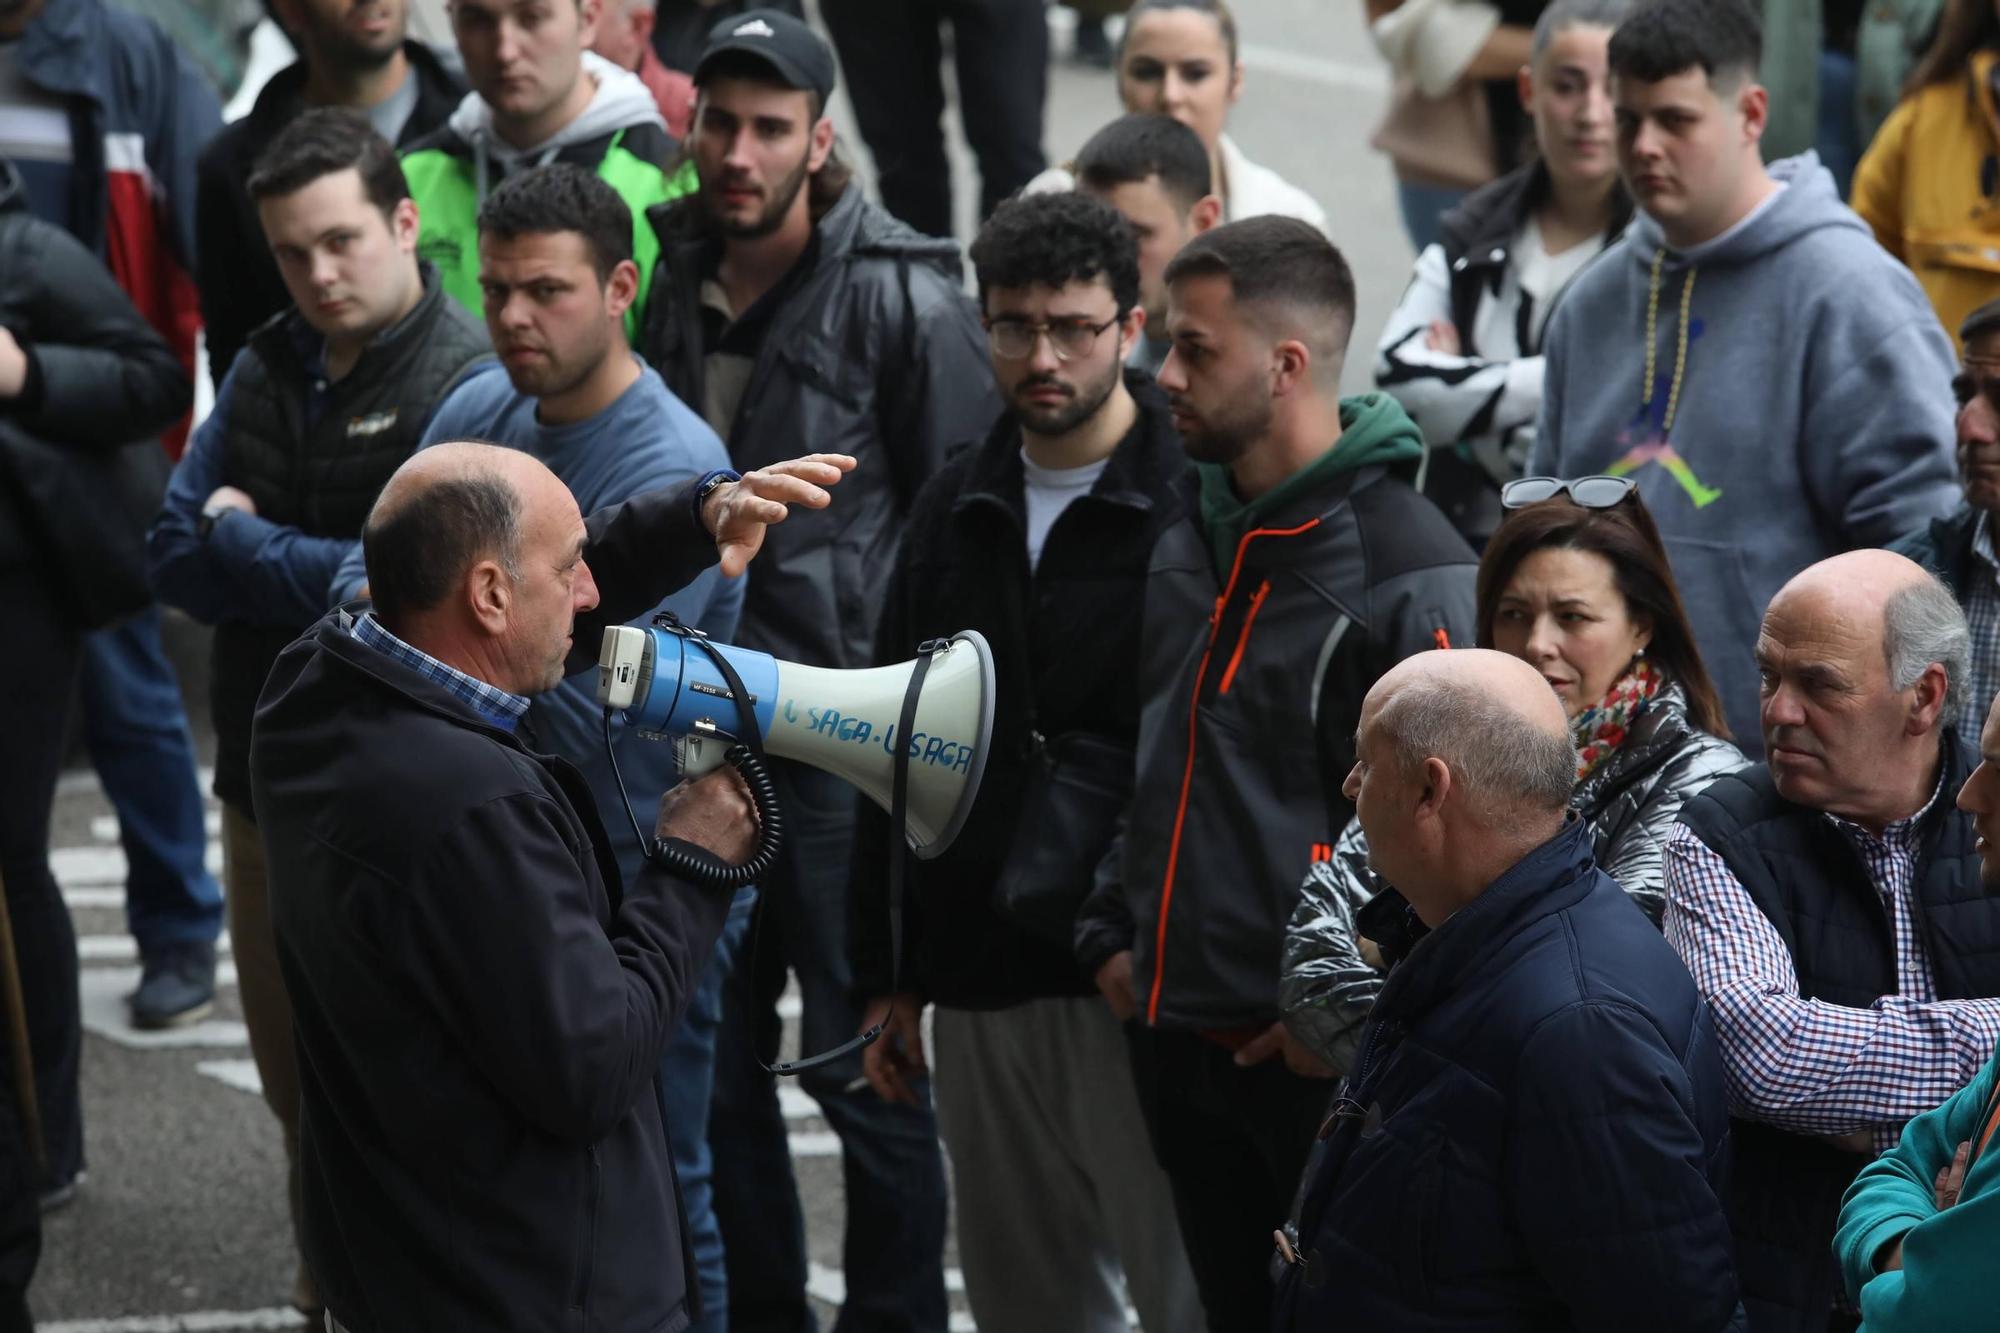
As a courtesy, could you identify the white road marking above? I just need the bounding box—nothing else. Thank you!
[79,934,232,964]
[52,843,223,888]
[91,811,224,844]
[194,1059,264,1097]
[40,1309,307,1332]
[78,965,246,1050]
[55,767,216,798]
[63,887,127,911]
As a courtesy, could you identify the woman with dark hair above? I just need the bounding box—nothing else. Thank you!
[1030,0,1329,229]
[1851,0,2000,349]
[1277,476,1745,1070]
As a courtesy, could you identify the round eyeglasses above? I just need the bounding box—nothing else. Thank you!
[983,315,1121,363]
[1499,475,1639,510]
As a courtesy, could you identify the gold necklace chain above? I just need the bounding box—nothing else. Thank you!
[1642,248,1698,434]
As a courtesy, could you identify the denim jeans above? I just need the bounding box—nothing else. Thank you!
[1816,48,1861,201]
[660,886,757,1333]
[79,608,224,956]
[709,762,948,1333]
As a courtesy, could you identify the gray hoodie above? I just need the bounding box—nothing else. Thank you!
[1530,153,1959,751]
[445,50,666,201]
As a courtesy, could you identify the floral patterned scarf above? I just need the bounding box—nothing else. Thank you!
[1571,656,1663,782]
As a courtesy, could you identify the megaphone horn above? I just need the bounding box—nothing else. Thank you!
[597,621,996,859]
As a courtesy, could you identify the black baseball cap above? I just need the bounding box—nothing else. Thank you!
[693,9,837,107]
[1964,298,2000,347]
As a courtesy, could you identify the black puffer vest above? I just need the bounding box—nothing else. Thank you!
[1676,740,2000,1333]
[210,265,489,814]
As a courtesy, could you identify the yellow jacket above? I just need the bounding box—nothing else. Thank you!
[1852,49,2000,351]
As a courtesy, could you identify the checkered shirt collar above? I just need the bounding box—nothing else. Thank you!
[349,611,530,733]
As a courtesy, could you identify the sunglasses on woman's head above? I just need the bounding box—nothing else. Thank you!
[1500,475,1638,510]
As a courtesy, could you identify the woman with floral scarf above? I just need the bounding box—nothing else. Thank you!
[1277,477,1745,1071]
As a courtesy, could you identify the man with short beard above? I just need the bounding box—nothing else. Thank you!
[1072,215,1479,1330]
[639,12,996,1331]
[195,0,464,385]
[852,190,1202,1333]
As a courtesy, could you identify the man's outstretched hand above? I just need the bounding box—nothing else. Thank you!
[702,454,857,578]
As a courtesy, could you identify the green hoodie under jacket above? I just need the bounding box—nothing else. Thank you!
[401,53,694,339]
[1836,1040,2000,1331]
[1196,392,1425,574]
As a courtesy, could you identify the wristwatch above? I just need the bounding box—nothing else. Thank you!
[196,504,234,541]
[692,468,742,530]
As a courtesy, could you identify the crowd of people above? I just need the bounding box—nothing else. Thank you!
[11,0,2000,1330]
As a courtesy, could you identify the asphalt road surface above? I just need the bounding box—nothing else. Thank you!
[32,3,1406,1326]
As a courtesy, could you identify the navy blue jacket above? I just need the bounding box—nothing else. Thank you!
[1277,816,1746,1332]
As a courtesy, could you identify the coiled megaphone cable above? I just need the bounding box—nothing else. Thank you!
[601,617,786,889]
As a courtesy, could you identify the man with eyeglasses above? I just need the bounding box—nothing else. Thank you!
[849,189,1202,1333]
[1895,298,2000,756]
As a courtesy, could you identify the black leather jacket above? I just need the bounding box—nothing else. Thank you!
[0,160,190,574]
[641,185,1000,669]
[1279,678,1744,1069]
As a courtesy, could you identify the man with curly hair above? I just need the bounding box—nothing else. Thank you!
[851,189,1202,1333]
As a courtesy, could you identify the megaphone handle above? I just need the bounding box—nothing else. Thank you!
[760,640,938,1078]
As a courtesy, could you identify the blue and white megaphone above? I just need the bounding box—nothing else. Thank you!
[595,620,996,859]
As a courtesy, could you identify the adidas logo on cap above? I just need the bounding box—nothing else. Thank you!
[732,18,775,37]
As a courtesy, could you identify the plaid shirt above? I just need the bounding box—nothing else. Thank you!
[1663,774,2000,1155]
[1961,511,2000,756]
[349,612,530,734]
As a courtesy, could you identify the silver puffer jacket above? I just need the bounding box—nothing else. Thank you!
[1277,678,1746,1070]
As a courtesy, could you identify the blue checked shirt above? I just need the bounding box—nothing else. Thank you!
[1959,511,2000,755]
[1664,775,2000,1156]
[349,612,530,734]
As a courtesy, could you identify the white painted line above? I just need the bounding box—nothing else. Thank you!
[779,1084,819,1122]
[776,992,803,1020]
[41,1308,307,1332]
[56,767,217,799]
[195,1059,264,1097]
[63,887,127,911]
[79,965,247,1050]
[806,1264,974,1331]
[91,811,223,844]
[52,843,223,888]
[79,934,232,964]
[788,1130,841,1158]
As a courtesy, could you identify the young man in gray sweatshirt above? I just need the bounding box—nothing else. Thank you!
[1530,0,1958,750]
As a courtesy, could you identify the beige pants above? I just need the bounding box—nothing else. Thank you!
[221,803,308,1288]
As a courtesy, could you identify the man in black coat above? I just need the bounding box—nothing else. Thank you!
[0,153,192,1333]
[851,191,1201,1333]
[152,108,490,1316]
[1279,649,1744,1332]
[250,440,850,1333]
[640,15,997,1327]
[195,0,463,386]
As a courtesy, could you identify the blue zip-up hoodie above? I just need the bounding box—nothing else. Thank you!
[1529,153,1959,750]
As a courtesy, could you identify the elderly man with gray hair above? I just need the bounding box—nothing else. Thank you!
[1275,649,1743,1331]
[1663,549,2000,1333]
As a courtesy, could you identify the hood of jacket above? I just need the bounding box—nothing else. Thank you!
[446,51,665,196]
[1195,392,1424,571]
[1623,151,1866,270]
